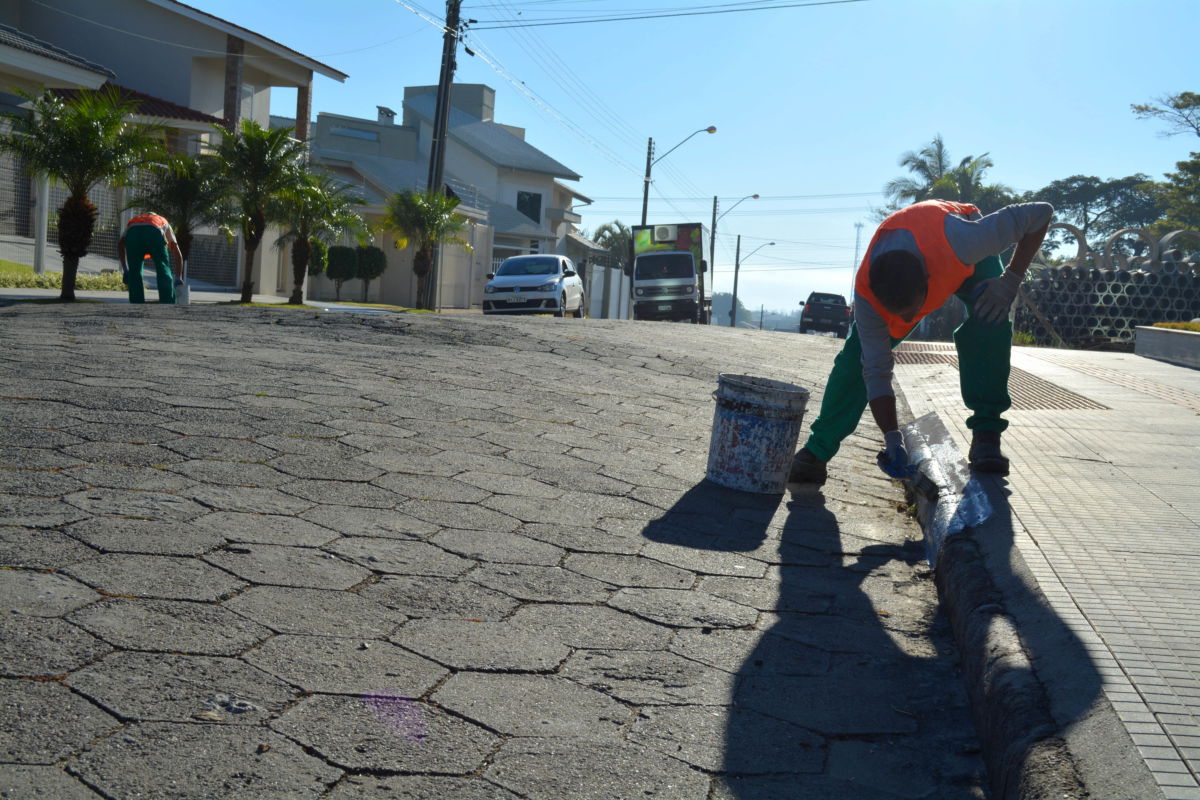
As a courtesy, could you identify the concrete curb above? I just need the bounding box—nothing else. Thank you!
[901,412,1087,800]
[934,533,1086,800]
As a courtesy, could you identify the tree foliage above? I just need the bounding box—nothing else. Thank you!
[1029,174,1165,248]
[356,245,388,301]
[378,190,472,309]
[211,120,306,303]
[1156,153,1200,232]
[589,220,633,265]
[269,168,364,304]
[881,135,1013,217]
[127,152,229,265]
[326,245,357,301]
[0,87,161,300]
[308,239,328,277]
[1132,92,1200,138]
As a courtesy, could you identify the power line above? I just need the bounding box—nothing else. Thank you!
[470,0,868,29]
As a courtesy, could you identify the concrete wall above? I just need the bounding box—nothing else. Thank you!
[1135,326,1200,369]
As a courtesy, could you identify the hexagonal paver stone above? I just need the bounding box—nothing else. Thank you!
[0,469,85,497]
[243,635,446,695]
[0,495,88,528]
[326,775,519,800]
[65,553,245,601]
[400,500,521,532]
[299,506,438,539]
[163,436,278,462]
[71,721,339,799]
[507,604,673,650]
[279,479,401,509]
[268,453,385,482]
[169,459,290,488]
[205,544,370,590]
[564,553,695,589]
[0,680,118,764]
[325,537,473,577]
[391,619,570,672]
[609,588,758,628]
[64,422,177,444]
[469,564,612,603]
[641,541,770,577]
[429,529,564,566]
[68,651,296,725]
[519,522,642,555]
[224,586,403,637]
[0,570,99,616]
[0,765,105,799]
[369,473,489,503]
[561,649,737,706]
[360,576,519,620]
[486,738,710,800]
[192,512,338,547]
[63,489,206,522]
[62,442,185,469]
[0,527,96,569]
[188,485,314,515]
[271,694,498,773]
[64,464,193,492]
[65,517,226,557]
[433,673,628,740]
[68,598,270,656]
[628,705,825,774]
[670,628,831,676]
[0,616,110,677]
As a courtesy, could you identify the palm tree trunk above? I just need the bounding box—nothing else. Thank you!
[57,195,98,302]
[240,211,266,304]
[290,238,310,305]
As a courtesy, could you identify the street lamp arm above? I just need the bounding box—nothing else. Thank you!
[650,125,717,168]
[716,193,759,223]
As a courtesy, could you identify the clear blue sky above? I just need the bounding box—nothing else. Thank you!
[192,0,1198,312]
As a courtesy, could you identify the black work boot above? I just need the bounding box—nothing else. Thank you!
[786,447,827,493]
[968,430,1009,475]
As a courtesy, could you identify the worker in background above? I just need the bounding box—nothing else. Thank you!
[787,199,1053,490]
[118,212,183,304]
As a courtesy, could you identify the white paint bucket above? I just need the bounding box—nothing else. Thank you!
[706,374,810,494]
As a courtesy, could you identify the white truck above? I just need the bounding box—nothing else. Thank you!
[629,222,710,323]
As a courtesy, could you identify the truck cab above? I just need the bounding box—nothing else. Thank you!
[630,223,708,323]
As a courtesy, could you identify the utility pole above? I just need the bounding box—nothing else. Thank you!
[708,195,717,325]
[850,220,864,296]
[729,234,741,327]
[759,305,764,330]
[640,137,655,226]
[425,0,463,311]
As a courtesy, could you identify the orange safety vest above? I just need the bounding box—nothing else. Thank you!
[127,213,169,230]
[855,200,978,338]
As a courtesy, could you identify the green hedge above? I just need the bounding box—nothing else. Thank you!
[0,270,126,291]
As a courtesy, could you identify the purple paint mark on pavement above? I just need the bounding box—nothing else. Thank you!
[361,692,428,742]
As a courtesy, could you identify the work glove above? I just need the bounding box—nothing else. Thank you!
[876,429,911,479]
[971,270,1022,324]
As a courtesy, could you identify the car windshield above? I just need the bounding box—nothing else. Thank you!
[635,253,694,280]
[496,257,559,276]
[810,293,846,305]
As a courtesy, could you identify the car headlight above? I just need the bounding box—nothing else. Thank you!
[534,282,556,292]
[634,287,644,296]
[484,284,498,294]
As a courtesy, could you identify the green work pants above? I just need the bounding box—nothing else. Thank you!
[124,225,175,304]
[802,254,1012,462]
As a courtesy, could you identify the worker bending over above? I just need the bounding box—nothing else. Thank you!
[119,212,184,304]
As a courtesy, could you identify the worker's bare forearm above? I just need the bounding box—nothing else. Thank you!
[869,394,899,435]
[1007,223,1050,278]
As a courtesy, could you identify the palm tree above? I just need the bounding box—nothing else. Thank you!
[591,220,633,266]
[269,169,365,304]
[0,87,161,300]
[211,120,306,303]
[884,134,953,208]
[126,152,229,265]
[933,154,1014,213]
[378,190,472,310]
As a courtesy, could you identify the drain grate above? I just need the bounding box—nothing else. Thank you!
[1026,353,1200,413]
[893,350,1110,410]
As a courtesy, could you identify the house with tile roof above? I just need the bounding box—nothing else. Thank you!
[0,0,345,296]
[295,83,601,309]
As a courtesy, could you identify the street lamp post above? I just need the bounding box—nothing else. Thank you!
[640,126,717,226]
[709,193,758,324]
[729,239,774,327]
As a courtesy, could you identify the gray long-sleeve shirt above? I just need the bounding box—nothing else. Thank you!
[856,201,1054,400]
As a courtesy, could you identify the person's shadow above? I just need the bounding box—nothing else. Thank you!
[643,483,988,797]
[642,472,1156,798]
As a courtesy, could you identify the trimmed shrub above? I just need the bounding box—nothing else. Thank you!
[356,245,387,302]
[326,245,357,301]
[308,238,328,276]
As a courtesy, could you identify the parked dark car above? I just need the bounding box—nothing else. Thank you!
[799,292,851,337]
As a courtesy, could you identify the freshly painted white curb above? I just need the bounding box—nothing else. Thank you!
[1135,325,1200,369]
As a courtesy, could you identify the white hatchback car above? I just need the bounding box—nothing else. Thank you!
[483,255,586,317]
